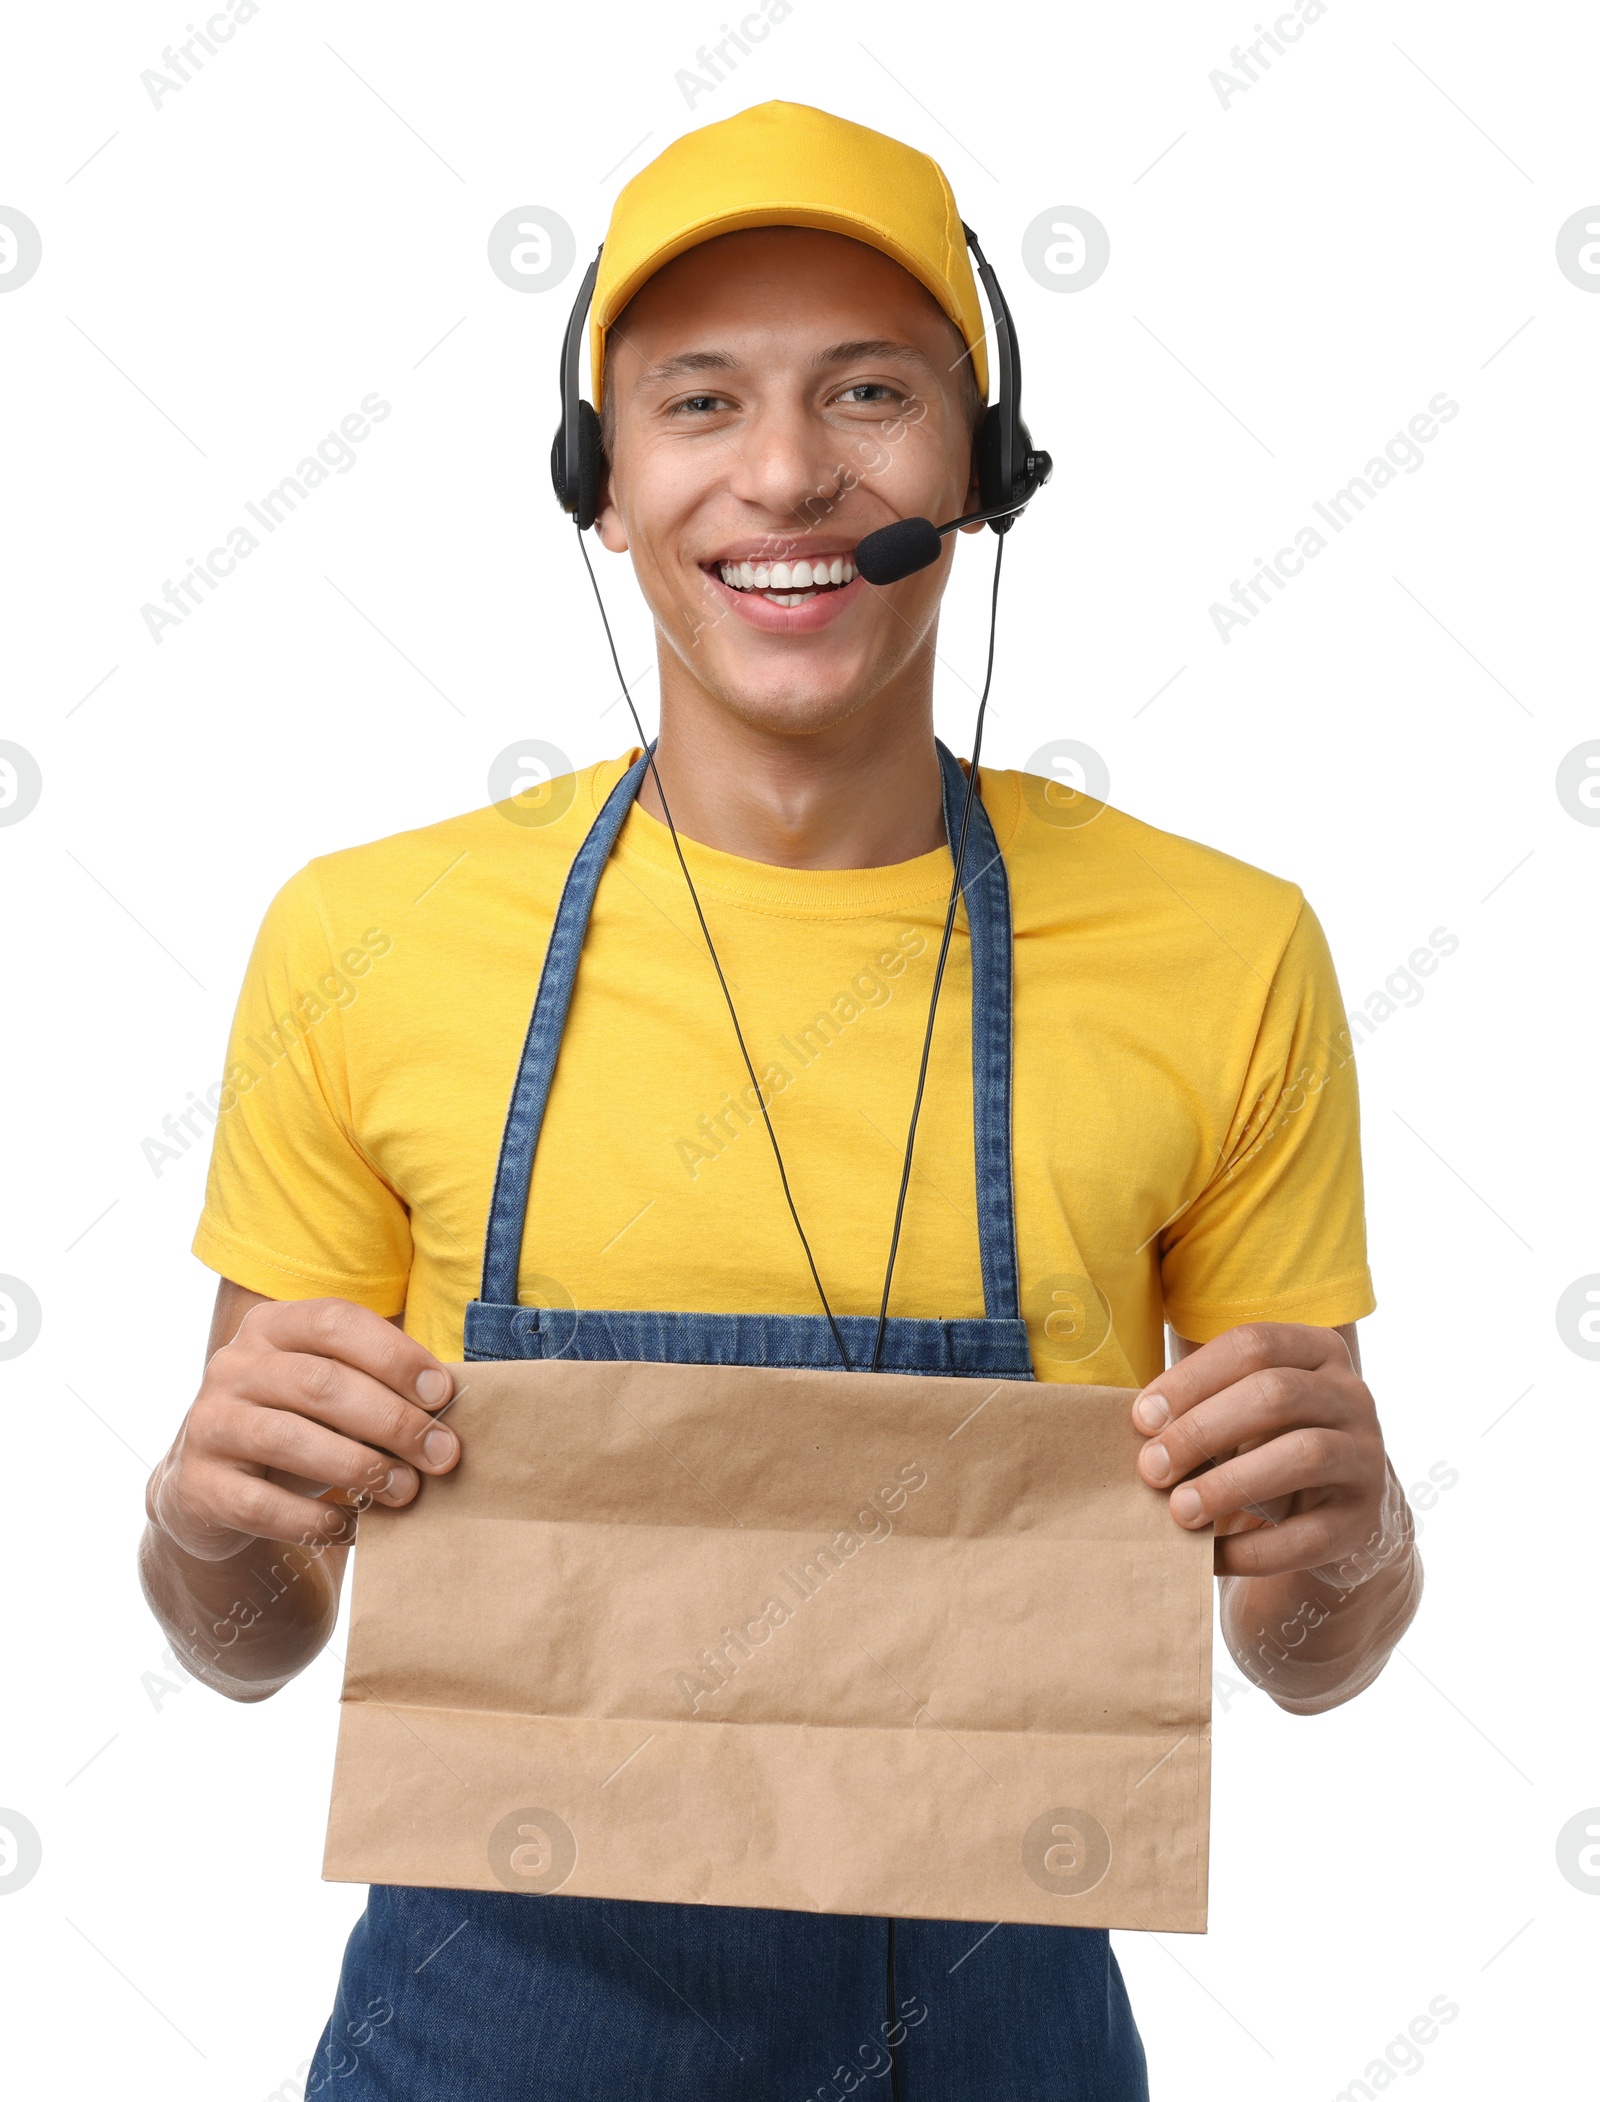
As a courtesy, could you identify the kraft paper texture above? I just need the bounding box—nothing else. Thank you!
[323,1358,1212,1931]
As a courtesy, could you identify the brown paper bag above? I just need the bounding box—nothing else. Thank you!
[323,1359,1212,1931]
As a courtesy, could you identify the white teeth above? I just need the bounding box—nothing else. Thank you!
[766,592,807,606]
[716,555,858,596]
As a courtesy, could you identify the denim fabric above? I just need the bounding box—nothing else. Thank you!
[315,751,1150,2095]
[313,1888,1147,2099]
[930,742,1023,1331]
[464,1303,1032,1377]
[475,748,650,1316]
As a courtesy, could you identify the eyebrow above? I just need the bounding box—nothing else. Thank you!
[634,349,739,388]
[814,339,937,375]
[632,338,939,391]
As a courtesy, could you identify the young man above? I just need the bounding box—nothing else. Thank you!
[140,102,1419,2100]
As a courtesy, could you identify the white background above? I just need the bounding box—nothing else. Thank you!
[2,1,1596,2095]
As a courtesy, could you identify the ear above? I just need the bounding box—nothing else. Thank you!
[594,454,627,552]
[594,494,627,552]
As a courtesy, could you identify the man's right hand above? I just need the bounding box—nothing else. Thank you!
[145,1292,460,1562]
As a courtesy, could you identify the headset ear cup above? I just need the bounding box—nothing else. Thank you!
[549,424,571,512]
[977,407,1044,519]
[1014,416,1040,499]
[976,405,1007,515]
[575,400,605,531]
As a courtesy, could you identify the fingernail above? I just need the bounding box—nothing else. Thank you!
[1144,1441,1170,1481]
[423,1427,457,1468]
[1171,1485,1203,1523]
[1135,1392,1170,1431]
[380,1466,417,1504]
[417,1368,452,1406]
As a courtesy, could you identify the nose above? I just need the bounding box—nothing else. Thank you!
[722,395,858,534]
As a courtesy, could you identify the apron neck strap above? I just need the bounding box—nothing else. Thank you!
[935,740,1022,1325]
[478,742,1021,1322]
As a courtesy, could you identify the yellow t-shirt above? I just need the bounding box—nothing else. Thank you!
[192,754,1375,1388]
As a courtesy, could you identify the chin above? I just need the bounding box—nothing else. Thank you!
[696,666,880,740]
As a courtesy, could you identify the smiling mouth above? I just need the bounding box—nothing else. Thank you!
[712,555,858,609]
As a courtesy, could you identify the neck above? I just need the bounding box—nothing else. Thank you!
[636,664,948,872]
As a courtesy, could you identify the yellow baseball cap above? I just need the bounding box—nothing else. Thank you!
[590,100,988,410]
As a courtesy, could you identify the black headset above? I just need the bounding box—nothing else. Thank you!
[550,222,1051,576]
[550,246,606,532]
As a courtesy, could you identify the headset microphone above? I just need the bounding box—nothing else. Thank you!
[854,490,1045,587]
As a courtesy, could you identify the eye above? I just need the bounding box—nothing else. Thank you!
[668,392,731,416]
[835,382,899,406]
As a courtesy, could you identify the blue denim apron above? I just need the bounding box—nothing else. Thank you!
[313,745,1148,2099]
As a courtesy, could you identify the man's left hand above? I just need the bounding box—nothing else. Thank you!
[1131,1321,1408,1581]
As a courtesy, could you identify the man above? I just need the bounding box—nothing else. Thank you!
[140,101,1419,2099]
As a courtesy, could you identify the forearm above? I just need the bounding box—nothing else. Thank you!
[1219,1464,1422,1713]
[138,1519,346,1701]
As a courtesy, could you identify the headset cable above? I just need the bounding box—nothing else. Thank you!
[870,532,1006,1371]
[574,526,854,1372]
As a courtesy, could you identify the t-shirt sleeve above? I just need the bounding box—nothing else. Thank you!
[1158,895,1376,1342]
[190,864,412,1312]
